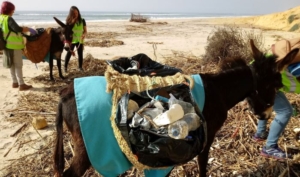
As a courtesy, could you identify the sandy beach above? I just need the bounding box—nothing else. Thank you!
[1,9,300,176]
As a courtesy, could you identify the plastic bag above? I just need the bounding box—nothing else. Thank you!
[107,53,182,77]
[116,84,204,167]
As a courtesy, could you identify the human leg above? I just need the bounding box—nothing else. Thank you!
[77,43,83,71]
[64,44,75,72]
[5,49,18,87]
[266,91,292,147]
[13,50,24,85]
[13,50,32,91]
[10,63,18,86]
[261,91,292,159]
[254,119,268,141]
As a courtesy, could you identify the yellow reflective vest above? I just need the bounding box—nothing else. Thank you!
[0,15,24,50]
[281,69,300,93]
[72,19,84,44]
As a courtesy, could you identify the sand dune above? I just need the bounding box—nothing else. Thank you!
[213,6,300,32]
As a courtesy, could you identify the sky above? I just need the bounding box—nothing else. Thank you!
[9,0,300,15]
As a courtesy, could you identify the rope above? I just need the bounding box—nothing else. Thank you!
[146,77,158,100]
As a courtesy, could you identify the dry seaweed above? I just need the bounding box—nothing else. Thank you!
[86,32,118,40]
[202,25,265,64]
[2,50,300,177]
[85,39,124,47]
[125,25,153,32]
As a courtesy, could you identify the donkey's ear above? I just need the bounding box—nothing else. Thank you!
[277,48,299,71]
[53,17,66,28]
[250,39,263,61]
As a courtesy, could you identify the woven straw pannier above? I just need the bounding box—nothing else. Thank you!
[23,28,52,63]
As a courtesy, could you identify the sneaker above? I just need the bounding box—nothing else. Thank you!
[253,132,268,142]
[261,144,291,161]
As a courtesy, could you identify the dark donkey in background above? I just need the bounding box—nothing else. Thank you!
[53,40,298,177]
[47,17,73,80]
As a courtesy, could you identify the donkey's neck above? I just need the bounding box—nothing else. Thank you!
[202,67,254,111]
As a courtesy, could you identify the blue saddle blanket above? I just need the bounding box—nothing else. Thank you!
[74,75,204,177]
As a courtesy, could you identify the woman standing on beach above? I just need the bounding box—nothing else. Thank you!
[64,6,87,72]
[0,1,32,91]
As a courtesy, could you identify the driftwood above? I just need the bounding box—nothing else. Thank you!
[10,123,27,137]
[130,13,148,22]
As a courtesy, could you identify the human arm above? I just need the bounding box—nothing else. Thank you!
[8,17,29,33]
[81,19,87,40]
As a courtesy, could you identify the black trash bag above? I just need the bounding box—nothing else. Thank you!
[107,53,182,77]
[116,84,205,167]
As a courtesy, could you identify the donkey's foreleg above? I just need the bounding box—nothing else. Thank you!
[49,54,55,81]
[197,138,215,177]
[56,58,65,79]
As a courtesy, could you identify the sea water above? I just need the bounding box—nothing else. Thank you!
[13,10,257,25]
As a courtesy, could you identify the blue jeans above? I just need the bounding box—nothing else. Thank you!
[256,91,293,148]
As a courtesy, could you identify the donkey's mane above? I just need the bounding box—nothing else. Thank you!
[220,53,278,75]
[52,27,63,33]
[219,57,247,71]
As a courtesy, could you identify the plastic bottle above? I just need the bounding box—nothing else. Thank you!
[168,113,201,139]
[153,104,184,126]
[168,94,195,114]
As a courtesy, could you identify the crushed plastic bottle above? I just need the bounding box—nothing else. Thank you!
[168,113,201,139]
[153,104,184,126]
[168,94,195,114]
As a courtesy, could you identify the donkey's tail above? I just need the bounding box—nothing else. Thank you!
[54,100,64,177]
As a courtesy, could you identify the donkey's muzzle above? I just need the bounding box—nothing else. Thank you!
[257,106,273,120]
[64,43,70,51]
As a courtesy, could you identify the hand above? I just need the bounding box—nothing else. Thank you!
[22,27,29,33]
[81,33,86,40]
